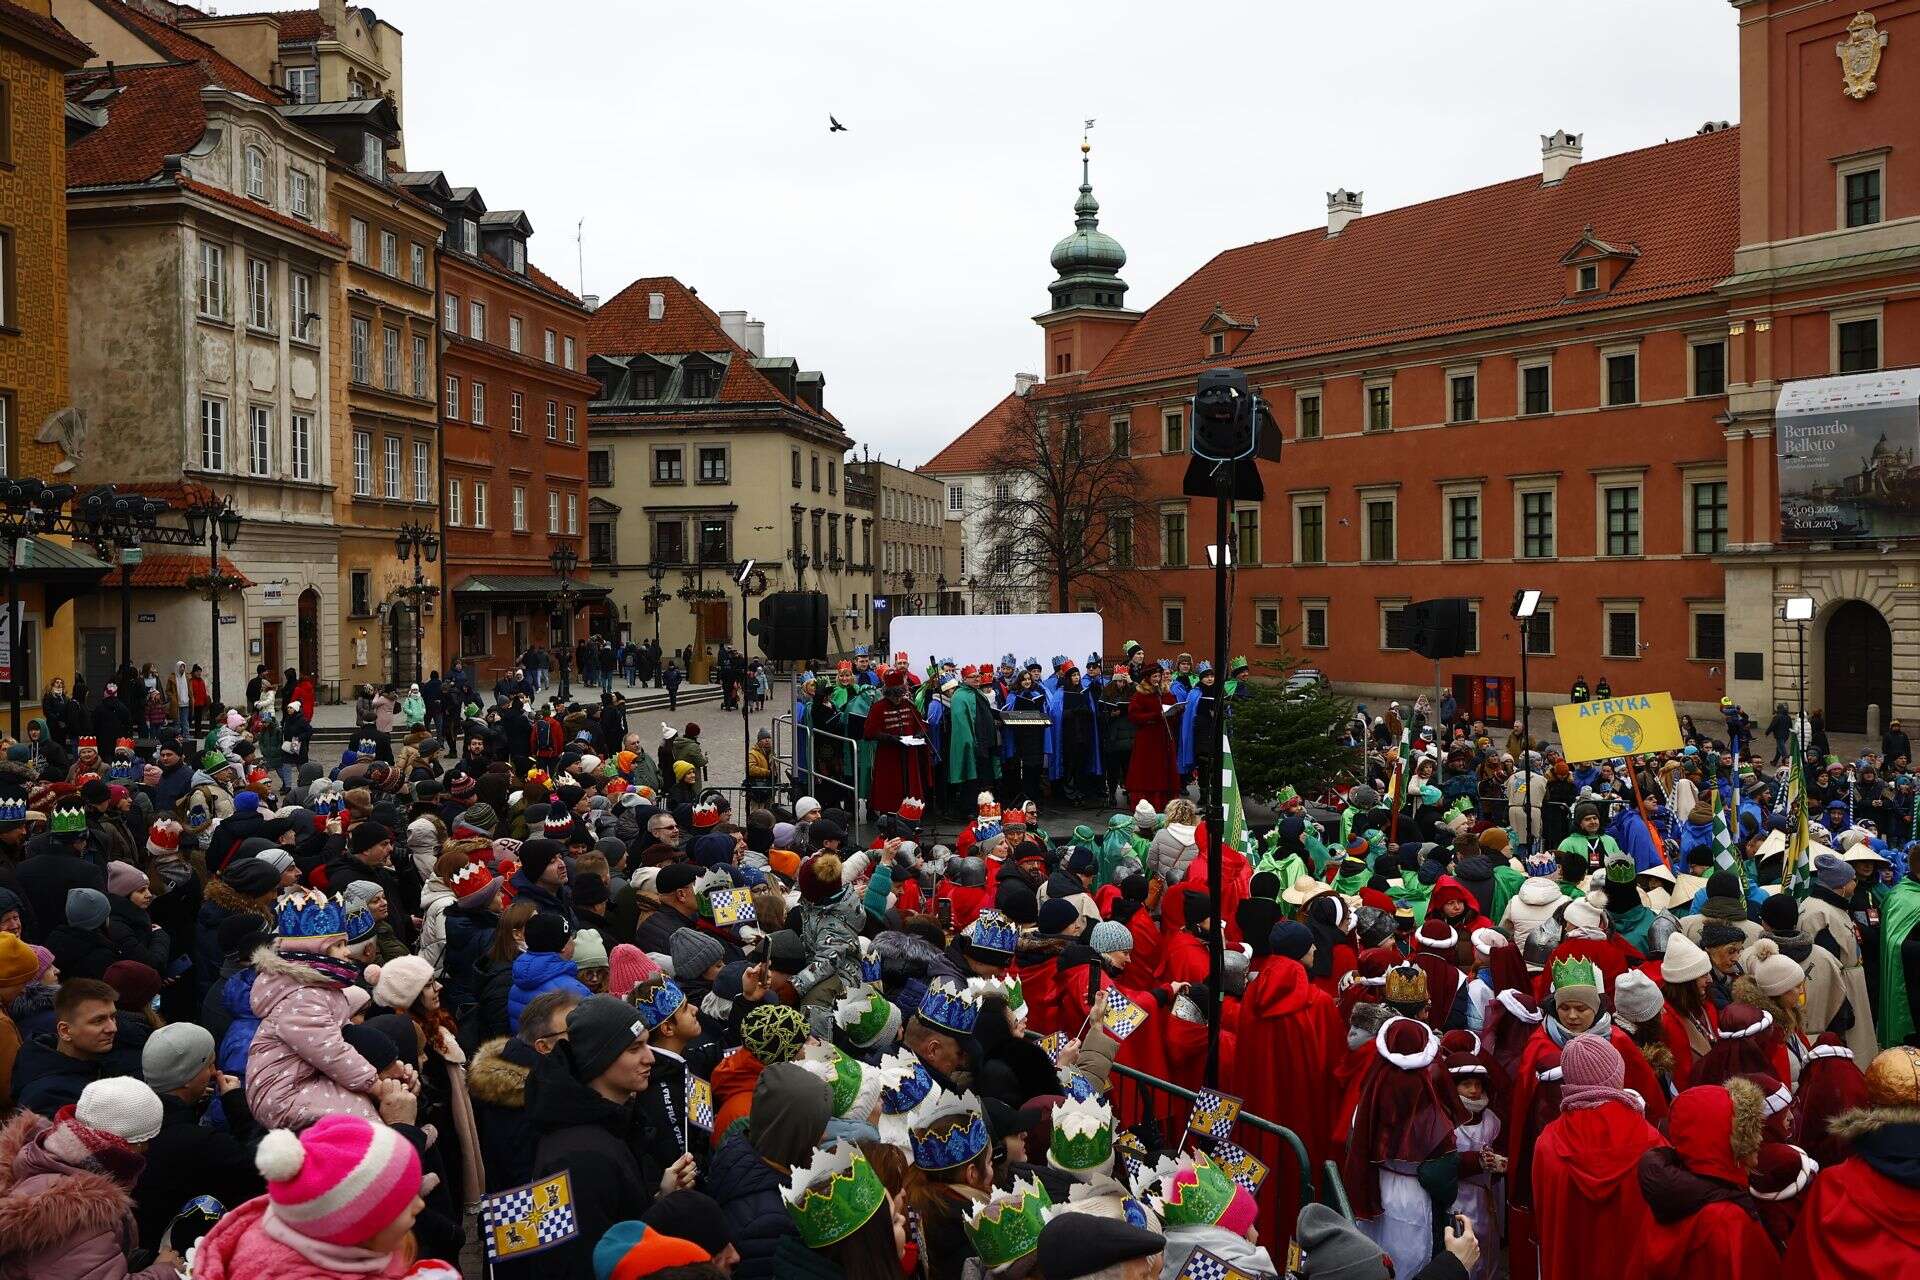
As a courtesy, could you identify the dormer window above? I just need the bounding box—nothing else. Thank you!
[685,367,716,398]
[510,240,526,274]
[1210,333,1225,356]
[1560,226,1638,298]
[244,146,266,200]
[360,133,384,181]
[1577,264,1598,292]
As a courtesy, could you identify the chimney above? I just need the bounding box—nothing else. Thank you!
[1541,130,1582,185]
[1326,189,1362,237]
[647,291,665,321]
[744,319,766,357]
[582,293,600,312]
[718,309,749,347]
[1014,372,1039,397]
[1696,120,1732,135]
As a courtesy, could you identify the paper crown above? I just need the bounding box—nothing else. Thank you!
[631,978,687,1032]
[77,736,97,750]
[49,804,87,835]
[858,938,884,986]
[800,1043,877,1120]
[918,978,982,1038]
[1552,956,1601,992]
[344,904,377,944]
[1604,856,1638,885]
[1136,1153,1237,1229]
[1048,1096,1114,1173]
[834,989,899,1048]
[909,1087,991,1171]
[966,909,1019,959]
[782,1141,888,1249]
[1060,1071,1102,1102]
[692,802,721,830]
[0,798,27,824]
[898,797,926,823]
[964,1176,1053,1270]
[967,974,1026,1017]
[1383,963,1428,1005]
[274,888,347,944]
[878,1049,935,1116]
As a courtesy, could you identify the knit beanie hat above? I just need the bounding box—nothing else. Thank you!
[525,912,573,954]
[104,960,162,1010]
[106,861,149,898]
[608,943,661,998]
[342,880,385,915]
[0,934,39,990]
[1750,950,1806,999]
[641,1191,734,1258]
[518,837,566,884]
[1295,1201,1390,1279]
[668,927,725,982]
[348,820,392,857]
[1038,897,1079,936]
[1759,894,1799,934]
[75,1077,164,1144]
[66,887,111,932]
[256,847,296,877]
[1088,921,1133,954]
[593,1220,711,1280]
[573,928,609,972]
[370,954,435,1010]
[1700,919,1748,949]
[449,861,502,908]
[567,994,650,1082]
[1702,871,1746,920]
[1661,932,1711,983]
[1269,920,1314,961]
[1612,969,1665,1030]
[1813,852,1855,893]
[453,803,500,839]
[256,1114,422,1245]
[1560,1034,1637,1112]
[143,1022,216,1093]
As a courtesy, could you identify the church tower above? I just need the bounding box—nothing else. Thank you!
[1035,135,1140,379]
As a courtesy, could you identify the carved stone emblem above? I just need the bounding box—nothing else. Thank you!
[1837,11,1888,101]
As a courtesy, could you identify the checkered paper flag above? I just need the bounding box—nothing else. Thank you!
[481,1171,578,1262]
[1204,1136,1269,1195]
[1178,1247,1257,1280]
[1038,1031,1069,1064]
[687,1074,715,1131]
[1186,1088,1243,1142]
[709,888,757,929]
[1100,987,1150,1041]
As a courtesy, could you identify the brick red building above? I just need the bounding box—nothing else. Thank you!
[395,173,600,682]
[932,0,1920,728]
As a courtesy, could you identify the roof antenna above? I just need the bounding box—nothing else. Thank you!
[576,217,585,297]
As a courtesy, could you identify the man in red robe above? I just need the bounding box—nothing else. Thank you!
[863,669,932,818]
[1230,920,1344,1250]
[1785,1045,1920,1278]
[1531,1035,1667,1280]
[1124,667,1180,810]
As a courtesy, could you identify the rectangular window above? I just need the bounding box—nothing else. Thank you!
[350,317,370,384]
[546,400,558,440]
[444,375,459,419]
[199,398,227,470]
[1577,263,1599,292]
[547,491,560,534]
[462,220,478,254]
[796,451,807,489]
[290,271,311,340]
[655,519,686,563]
[247,258,272,330]
[544,329,556,362]
[471,381,486,424]
[1233,507,1260,565]
[828,461,837,495]
[1523,607,1553,656]
[1111,417,1130,456]
[1448,493,1480,560]
[812,454,821,491]
[1381,605,1410,651]
[1364,498,1395,561]
[564,336,576,370]
[1522,363,1551,415]
[1298,393,1322,439]
[698,447,728,482]
[588,450,612,486]
[510,391,524,433]
[290,412,312,482]
[474,481,489,528]
[447,477,463,526]
[1162,409,1183,453]
[589,522,613,565]
[509,316,523,353]
[510,241,526,274]
[512,486,527,532]
[1448,373,1476,423]
[199,241,226,317]
[1693,610,1726,662]
[247,405,271,476]
[1161,510,1187,566]
[443,293,458,330]
[1690,480,1729,554]
[1162,602,1184,644]
[1366,384,1392,432]
[1605,352,1638,406]
[469,301,485,341]
[1604,484,1641,556]
[459,612,488,659]
[1255,603,1281,646]
[352,429,371,495]
[383,435,400,498]
[382,326,400,391]
[1606,608,1639,658]
[349,571,370,618]
[286,65,317,103]
[1304,603,1328,649]
[565,406,577,443]
[696,518,725,561]
[1110,513,1133,567]
[380,231,398,276]
[1521,489,1555,558]
[1845,168,1883,228]
[350,217,368,265]
[1838,318,1880,373]
[412,440,429,502]
[655,448,683,484]
[289,168,310,220]
[410,243,426,286]
[1692,341,1726,397]
[1295,502,1325,564]
[411,335,428,397]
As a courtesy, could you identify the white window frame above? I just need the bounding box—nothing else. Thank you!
[382,325,400,392]
[1686,333,1728,399]
[199,241,226,318]
[474,480,489,528]
[1682,466,1730,556]
[1290,493,1327,566]
[543,329,557,363]
[383,435,401,499]
[380,230,398,277]
[1594,469,1646,558]
[409,243,426,286]
[1358,486,1398,563]
[510,391,524,433]
[1445,365,1478,424]
[290,412,312,482]
[350,317,370,384]
[545,400,558,440]
[1603,600,1641,660]
[285,65,317,104]
[247,404,271,477]
[469,301,485,341]
[1601,341,1640,407]
[547,490,561,534]
[349,217,368,265]
[444,375,460,420]
[1379,597,1412,652]
[412,440,430,502]
[471,381,486,425]
[1441,483,1483,562]
[1254,598,1282,648]
[411,335,428,397]
[947,484,964,512]
[1834,150,1889,230]
[199,398,227,471]
[290,271,312,341]
[1294,387,1323,440]
[244,145,266,200]
[1301,598,1329,650]
[564,336,576,370]
[447,477,463,526]
[288,167,310,220]
[508,316,523,353]
[1513,476,1558,560]
[566,492,579,534]
[1517,355,1553,416]
[512,486,527,531]
[1363,377,1394,433]
[352,429,372,496]
[247,257,272,331]
[443,292,458,331]
[565,405,577,443]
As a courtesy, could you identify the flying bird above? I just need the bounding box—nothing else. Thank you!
[829,115,847,132]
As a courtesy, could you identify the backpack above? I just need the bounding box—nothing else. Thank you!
[534,717,561,756]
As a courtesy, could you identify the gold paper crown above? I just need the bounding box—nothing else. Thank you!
[1383,963,1429,1006]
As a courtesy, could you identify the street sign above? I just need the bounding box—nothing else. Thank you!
[119,546,143,565]
[263,585,283,602]
[219,614,238,625]
[873,597,889,611]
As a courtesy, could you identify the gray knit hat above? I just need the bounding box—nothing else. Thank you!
[66,887,110,932]
[1296,1202,1390,1279]
[1089,921,1134,954]
[668,927,726,982]
[1612,968,1665,1030]
[142,1022,216,1093]
[566,993,648,1082]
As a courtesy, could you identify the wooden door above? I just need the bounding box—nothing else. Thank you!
[297,589,321,681]
[1823,600,1892,734]
[261,619,282,679]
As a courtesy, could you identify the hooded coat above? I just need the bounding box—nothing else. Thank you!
[1229,954,1343,1247]
[505,951,591,1034]
[0,1110,176,1280]
[1530,1098,1667,1280]
[1799,889,1880,1063]
[1785,1102,1920,1278]
[243,947,380,1131]
[1500,877,1566,942]
[1635,1080,1777,1278]
[467,1036,539,1192]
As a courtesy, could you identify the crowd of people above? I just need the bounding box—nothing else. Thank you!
[0,644,1910,1280]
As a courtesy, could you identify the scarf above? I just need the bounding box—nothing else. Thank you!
[279,950,362,988]
[1544,1012,1614,1048]
[262,1205,405,1274]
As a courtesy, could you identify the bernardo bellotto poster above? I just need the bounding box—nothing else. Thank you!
[1552,693,1683,763]
[1777,368,1920,541]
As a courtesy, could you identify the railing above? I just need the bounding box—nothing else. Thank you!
[772,709,867,844]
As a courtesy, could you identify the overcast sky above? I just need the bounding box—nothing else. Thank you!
[247,1,1739,463]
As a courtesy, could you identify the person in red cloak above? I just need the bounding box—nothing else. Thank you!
[1785,1045,1920,1279]
[1159,835,1252,948]
[1339,1014,1466,1277]
[1339,945,1398,1023]
[1748,1142,1819,1252]
[1109,897,1164,990]
[1427,875,1493,938]
[861,669,934,818]
[1530,1035,1667,1280]
[1055,917,1172,1128]
[1692,1003,1783,1088]
[1300,891,1359,999]
[1480,988,1543,1082]
[1509,958,1668,1138]
[1741,1071,1795,1144]
[952,794,1001,859]
[934,847,993,934]
[1635,1079,1780,1280]
[1410,917,1465,1030]
[1162,982,1233,1094]
[1502,1042,1560,1280]
[1124,667,1180,810]
[1160,888,1215,986]
[1791,1034,1871,1168]
[1230,919,1343,1249]
[1529,896,1640,1001]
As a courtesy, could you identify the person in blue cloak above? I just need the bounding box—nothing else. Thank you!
[1606,787,1674,872]
[1047,662,1103,804]
[1176,662,1220,777]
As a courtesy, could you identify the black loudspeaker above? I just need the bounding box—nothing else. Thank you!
[756,591,828,660]
[1406,597,1473,660]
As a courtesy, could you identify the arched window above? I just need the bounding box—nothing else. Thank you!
[244,145,266,200]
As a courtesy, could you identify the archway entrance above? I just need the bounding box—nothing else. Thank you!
[1823,600,1892,734]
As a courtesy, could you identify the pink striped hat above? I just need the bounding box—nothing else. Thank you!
[255,1114,421,1245]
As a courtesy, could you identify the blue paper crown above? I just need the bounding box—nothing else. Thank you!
[968,910,1019,959]
[859,948,884,986]
[275,890,346,943]
[633,979,687,1032]
[0,799,25,822]
[918,979,981,1038]
[881,1058,935,1116]
[1063,1072,1100,1102]
[344,906,377,944]
[108,761,134,781]
[911,1104,991,1171]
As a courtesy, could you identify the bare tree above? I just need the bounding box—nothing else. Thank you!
[979,388,1152,613]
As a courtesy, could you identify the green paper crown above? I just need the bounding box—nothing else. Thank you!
[783,1143,888,1248]
[801,1045,868,1119]
[834,990,895,1047]
[1604,857,1637,886]
[1048,1096,1114,1173]
[1552,955,1600,992]
[964,1176,1053,1269]
[1273,785,1298,806]
[50,805,87,835]
[1155,1154,1238,1229]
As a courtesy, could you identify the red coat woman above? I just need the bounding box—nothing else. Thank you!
[1124,672,1180,810]
[1530,1036,1668,1280]
[1636,1081,1781,1280]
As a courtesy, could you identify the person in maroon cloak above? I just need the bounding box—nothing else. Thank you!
[1230,920,1343,1249]
[1530,1035,1667,1280]
[1124,667,1180,810]
[1502,1042,1560,1280]
[1785,1045,1920,1279]
[1410,917,1464,1030]
[1791,1033,1870,1167]
[1056,918,1171,1128]
[863,669,933,817]
[1691,1003,1782,1087]
[1480,988,1543,1082]
[1338,945,1397,1023]
[1748,1142,1818,1253]
[1339,1014,1466,1276]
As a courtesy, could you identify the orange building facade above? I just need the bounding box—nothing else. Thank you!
[953,0,1920,730]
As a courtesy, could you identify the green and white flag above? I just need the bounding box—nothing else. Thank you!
[1221,734,1249,855]
[1710,804,1745,892]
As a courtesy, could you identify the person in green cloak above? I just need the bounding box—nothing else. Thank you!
[944,664,999,796]
[1877,850,1920,1047]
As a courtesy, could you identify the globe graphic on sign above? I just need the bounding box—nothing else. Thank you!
[1601,713,1645,755]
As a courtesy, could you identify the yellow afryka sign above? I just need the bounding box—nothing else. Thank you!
[1552,692,1684,763]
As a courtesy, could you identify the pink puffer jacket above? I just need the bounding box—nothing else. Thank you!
[0,1111,178,1280]
[243,948,380,1131]
[187,1197,423,1280]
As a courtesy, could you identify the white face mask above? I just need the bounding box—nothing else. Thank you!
[1459,1094,1490,1115]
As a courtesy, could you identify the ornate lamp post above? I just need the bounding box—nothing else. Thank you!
[394,522,440,685]
[78,485,169,675]
[643,563,670,649]
[935,573,948,616]
[185,497,245,713]
[549,543,580,700]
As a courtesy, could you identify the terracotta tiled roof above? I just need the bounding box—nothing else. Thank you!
[89,0,280,100]
[181,177,347,248]
[0,1,95,64]
[102,552,251,590]
[919,391,1025,475]
[66,62,209,188]
[1079,127,1742,391]
[200,8,331,41]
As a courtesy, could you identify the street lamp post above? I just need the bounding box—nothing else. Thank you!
[185,497,244,714]
[79,486,169,676]
[549,544,580,701]
[643,563,670,659]
[1511,589,1542,854]
[394,522,441,685]
[935,573,948,616]
[1784,596,1814,759]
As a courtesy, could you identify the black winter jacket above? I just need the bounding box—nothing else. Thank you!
[133,1089,262,1250]
[708,1132,803,1280]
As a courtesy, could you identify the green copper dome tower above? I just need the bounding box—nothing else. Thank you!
[1047,136,1128,312]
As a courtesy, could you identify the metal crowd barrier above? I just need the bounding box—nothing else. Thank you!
[771,709,866,843]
